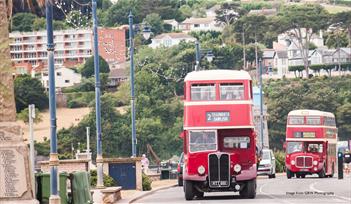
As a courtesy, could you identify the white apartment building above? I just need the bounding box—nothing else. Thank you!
[10,29,93,69]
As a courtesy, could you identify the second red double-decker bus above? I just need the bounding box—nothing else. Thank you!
[181,70,257,200]
[285,110,337,179]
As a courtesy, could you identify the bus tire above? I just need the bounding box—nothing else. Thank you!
[301,174,305,178]
[318,166,326,178]
[287,169,293,179]
[240,179,256,199]
[184,180,194,200]
[330,163,335,178]
[195,190,204,199]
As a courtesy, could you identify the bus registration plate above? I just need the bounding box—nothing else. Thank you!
[210,181,228,186]
[300,169,309,172]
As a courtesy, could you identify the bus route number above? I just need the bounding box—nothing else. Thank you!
[206,111,230,122]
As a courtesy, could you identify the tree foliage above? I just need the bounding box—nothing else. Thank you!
[80,56,110,78]
[11,12,37,32]
[14,75,48,112]
[17,107,43,124]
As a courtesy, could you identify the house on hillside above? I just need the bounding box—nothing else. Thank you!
[309,49,335,65]
[332,48,351,64]
[273,51,289,77]
[41,67,81,89]
[288,50,315,66]
[164,19,179,31]
[262,49,275,72]
[149,33,196,48]
[179,17,223,32]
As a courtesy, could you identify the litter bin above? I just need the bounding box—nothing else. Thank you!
[36,172,69,204]
[160,169,170,179]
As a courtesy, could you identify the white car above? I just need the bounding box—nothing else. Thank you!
[258,149,276,178]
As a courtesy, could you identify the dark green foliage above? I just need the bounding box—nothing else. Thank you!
[14,75,48,112]
[81,56,110,78]
[90,170,117,187]
[241,2,273,12]
[274,151,285,173]
[265,76,351,150]
[142,173,152,191]
[11,13,37,32]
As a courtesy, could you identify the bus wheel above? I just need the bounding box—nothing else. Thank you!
[301,174,305,178]
[240,179,256,199]
[287,169,293,179]
[318,167,326,178]
[184,180,194,200]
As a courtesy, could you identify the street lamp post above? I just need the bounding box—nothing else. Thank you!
[128,12,151,157]
[45,0,60,203]
[92,0,104,188]
[259,59,264,149]
[194,41,214,71]
[129,12,137,157]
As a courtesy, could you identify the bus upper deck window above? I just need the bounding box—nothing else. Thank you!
[191,84,216,101]
[306,117,321,125]
[220,83,244,100]
[288,116,304,125]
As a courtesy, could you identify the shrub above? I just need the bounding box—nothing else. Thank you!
[274,151,286,173]
[67,100,87,108]
[90,170,117,187]
[142,173,152,191]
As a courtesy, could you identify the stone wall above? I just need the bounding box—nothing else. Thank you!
[40,159,89,173]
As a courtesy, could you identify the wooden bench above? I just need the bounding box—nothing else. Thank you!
[101,187,122,204]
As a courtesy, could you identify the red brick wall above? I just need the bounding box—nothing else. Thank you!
[98,28,126,64]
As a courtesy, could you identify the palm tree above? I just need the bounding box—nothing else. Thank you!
[0,0,44,122]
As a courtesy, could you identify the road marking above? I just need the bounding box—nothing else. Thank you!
[258,180,294,204]
[309,181,351,202]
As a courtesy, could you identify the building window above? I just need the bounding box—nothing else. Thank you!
[15,38,22,43]
[65,80,70,83]
[194,24,200,28]
[164,39,172,46]
[56,72,62,76]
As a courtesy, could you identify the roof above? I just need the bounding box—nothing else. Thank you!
[275,51,288,59]
[340,48,351,55]
[182,17,216,24]
[263,50,275,59]
[153,32,195,40]
[288,109,335,118]
[109,68,128,79]
[248,8,277,16]
[184,70,251,82]
[164,19,178,24]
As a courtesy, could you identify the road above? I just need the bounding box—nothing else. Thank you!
[134,174,351,204]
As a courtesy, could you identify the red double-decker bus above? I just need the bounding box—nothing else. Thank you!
[285,110,337,179]
[181,70,257,200]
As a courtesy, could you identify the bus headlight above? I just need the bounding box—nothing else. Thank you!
[313,161,318,165]
[197,165,205,175]
[234,164,241,173]
[291,160,295,165]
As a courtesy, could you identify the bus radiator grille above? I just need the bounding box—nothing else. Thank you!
[208,153,230,188]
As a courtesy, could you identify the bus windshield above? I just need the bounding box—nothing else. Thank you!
[305,143,323,153]
[287,142,303,154]
[189,131,217,153]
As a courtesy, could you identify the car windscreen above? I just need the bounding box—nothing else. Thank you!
[262,151,271,160]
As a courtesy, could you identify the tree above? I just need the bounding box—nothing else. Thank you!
[11,12,37,32]
[14,75,48,112]
[332,11,351,47]
[276,4,331,77]
[144,13,164,35]
[65,10,91,28]
[179,5,192,18]
[325,30,349,49]
[17,107,43,124]
[33,17,68,31]
[80,56,110,78]
[215,2,246,26]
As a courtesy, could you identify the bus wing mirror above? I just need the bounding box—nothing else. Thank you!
[283,142,287,151]
[179,131,185,138]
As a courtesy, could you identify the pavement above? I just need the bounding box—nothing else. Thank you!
[92,179,177,204]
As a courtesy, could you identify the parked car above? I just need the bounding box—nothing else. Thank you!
[177,152,184,186]
[258,148,276,178]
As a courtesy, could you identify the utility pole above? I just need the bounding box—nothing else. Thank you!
[129,12,137,157]
[45,0,60,203]
[242,31,246,70]
[255,33,259,81]
[259,59,264,149]
[86,127,90,154]
[92,0,104,188]
[195,40,200,71]
[29,104,35,197]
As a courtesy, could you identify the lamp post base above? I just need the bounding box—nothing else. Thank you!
[49,195,61,204]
